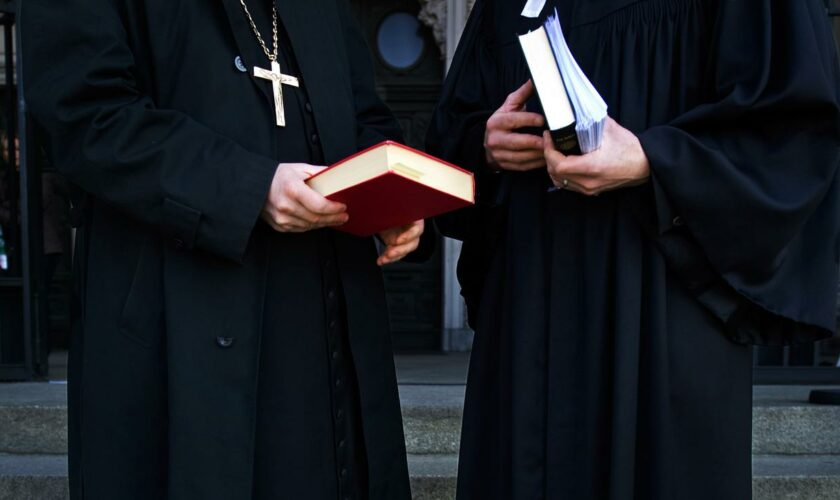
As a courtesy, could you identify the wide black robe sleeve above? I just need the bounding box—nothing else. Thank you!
[426,0,501,241]
[425,0,508,315]
[22,0,278,262]
[638,0,840,343]
[429,0,840,341]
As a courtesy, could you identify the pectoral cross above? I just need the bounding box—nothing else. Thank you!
[254,60,300,127]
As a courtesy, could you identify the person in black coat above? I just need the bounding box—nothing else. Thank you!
[427,0,840,499]
[21,0,425,498]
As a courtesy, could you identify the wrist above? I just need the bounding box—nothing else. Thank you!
[631,136,651,181]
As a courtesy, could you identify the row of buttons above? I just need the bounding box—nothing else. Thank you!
[321,246,355,500]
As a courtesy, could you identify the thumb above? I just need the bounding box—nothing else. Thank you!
[297,164,328,179]
[503,80,535,111]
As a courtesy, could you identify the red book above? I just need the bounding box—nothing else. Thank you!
[306,141,475,236]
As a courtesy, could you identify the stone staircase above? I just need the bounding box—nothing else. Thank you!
[1,383,840,499]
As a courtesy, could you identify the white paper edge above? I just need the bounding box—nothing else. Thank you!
[521,0,547,18]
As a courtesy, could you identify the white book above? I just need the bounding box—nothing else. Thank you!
[518,10,608,154]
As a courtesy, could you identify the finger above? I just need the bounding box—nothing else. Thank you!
[293,182,347,215]
[271,200,349,229]
[543,133,595,177]
[549,175,585,194]
[265,210,313,233]
[543,146,566,172]
[548,154,596,177]
[309,213,351,228]
[379,220,423,246]
[379,229,400,246]
[494,112,545,131]
[542,132,598,177]
[503,80,536,110]
[396,220,424,245]
[379,242,415,265]
[551,175,602,197]
[377,240,420,266]
[495,148,546,166]
[543,131,558,154]
[296,165,329,178]
[487,132,544,152]
[502,158,547,172]
[262,210,285,232]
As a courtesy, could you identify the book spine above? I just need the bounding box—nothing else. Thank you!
[551,124,582,156]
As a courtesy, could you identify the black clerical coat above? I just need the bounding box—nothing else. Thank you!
[428,0,840,499]
[21,1,411,499]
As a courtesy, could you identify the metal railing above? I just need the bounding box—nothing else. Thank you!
[0,0,45,381]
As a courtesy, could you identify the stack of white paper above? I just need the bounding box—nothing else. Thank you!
[543,11,608,153]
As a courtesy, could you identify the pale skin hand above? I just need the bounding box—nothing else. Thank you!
[262,163,349,233]
[544,117,650,196]
[377,220,424,267]
[484,80,547,172]
[262,163,423,265]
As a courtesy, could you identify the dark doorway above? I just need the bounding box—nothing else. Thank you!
[349,0,445,351]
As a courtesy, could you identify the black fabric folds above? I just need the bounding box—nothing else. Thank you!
[427,0,840,499]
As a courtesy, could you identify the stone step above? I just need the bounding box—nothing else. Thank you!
[3,384,840,456]
[399,385,840,456]
[400,385,464,456]
[408,454,458,500]
[0,384,67,456]
[2,454,838,500]
[0,454,68,500]
[753,455,840,500]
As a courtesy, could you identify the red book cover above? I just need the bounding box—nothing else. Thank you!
[308,141,475,237]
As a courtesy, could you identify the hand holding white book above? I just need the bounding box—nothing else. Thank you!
[519,10,608,155]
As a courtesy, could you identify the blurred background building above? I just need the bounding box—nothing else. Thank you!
[0,2,839,499]
[0,0,837,385]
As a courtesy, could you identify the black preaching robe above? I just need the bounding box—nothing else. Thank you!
[22,0,411,499]
[427,0,840,499]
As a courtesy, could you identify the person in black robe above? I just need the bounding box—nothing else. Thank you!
[426,0,840,499]
[21,0,428,498]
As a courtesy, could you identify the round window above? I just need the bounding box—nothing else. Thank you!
[376,12,425,70]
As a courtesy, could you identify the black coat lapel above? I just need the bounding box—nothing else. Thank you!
[219,0,274,105]
[275,0,358,163]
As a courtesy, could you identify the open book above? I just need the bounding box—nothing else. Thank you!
[519,10,608,155]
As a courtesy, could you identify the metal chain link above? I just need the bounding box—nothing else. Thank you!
[238,0,279,62]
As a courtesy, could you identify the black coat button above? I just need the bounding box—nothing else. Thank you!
[335,379,342,388]
[305,102,313,113]
[340,468,348,478]
[173,238,186,250]
[328,290,336,301]
[329,319,337,330]
[216,337,235,348]
[672,216,685,227]
[336,409,344,420]
[332,351,340,360]
[338,439,346,448]
[310,133,319,144]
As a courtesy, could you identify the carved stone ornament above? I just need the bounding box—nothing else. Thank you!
[418,0,477,57]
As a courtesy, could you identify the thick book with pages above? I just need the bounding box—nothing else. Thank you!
[306,141,475,236]
[519,10,608,155]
